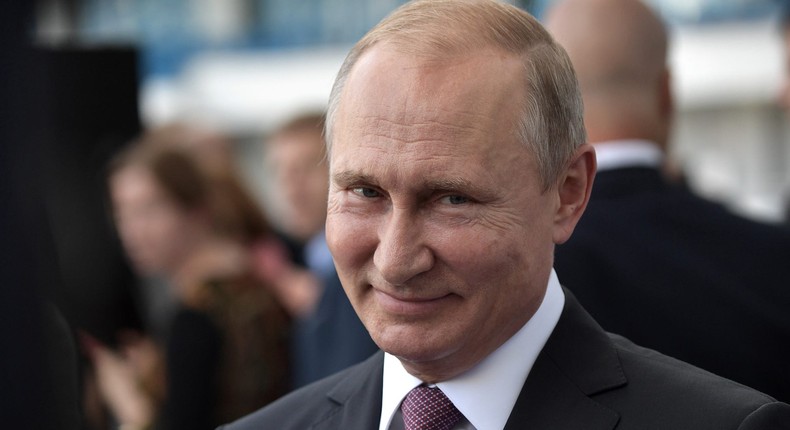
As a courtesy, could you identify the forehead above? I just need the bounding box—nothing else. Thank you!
[349,47,521,117]
[330,46,537,189]
[112,164,151,187]
[111,166,164,204]
[333,46,525,152]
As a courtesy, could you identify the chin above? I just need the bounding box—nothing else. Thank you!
[374,325,455,364]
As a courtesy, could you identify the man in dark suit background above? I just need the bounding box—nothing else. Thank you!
[546,0,790,402]
[221,0,790,428]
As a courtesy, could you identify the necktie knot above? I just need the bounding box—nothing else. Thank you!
[401,385,462,430]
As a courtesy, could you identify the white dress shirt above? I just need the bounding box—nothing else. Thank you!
[593,139,663,172]
[379,270,565,430]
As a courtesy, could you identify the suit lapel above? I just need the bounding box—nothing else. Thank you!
[505,290,626,429]
[311,351,385,430]
[309,291,626,430]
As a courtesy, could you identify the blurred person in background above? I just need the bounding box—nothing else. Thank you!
[139,122,238,179]
[546,0,790,402]
[777,4,790,115]
[263,112,378,387]
[83,130,292,430]
[778,4,790,224]
[108,123,243,346]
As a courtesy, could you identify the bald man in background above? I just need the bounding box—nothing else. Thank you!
[547,0,790,402]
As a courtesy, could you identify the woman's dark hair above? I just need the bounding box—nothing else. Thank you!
[109,127,272,245]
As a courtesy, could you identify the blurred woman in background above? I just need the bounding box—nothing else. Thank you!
[84,127,297,430]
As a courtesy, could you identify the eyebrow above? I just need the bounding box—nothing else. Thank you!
[422,177,476,193]
[331,171,378,188]
[332,170,490,198]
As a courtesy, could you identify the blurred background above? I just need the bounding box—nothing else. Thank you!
[34,0,790,224]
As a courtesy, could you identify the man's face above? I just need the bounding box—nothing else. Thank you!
[326,46,561,381]
[780,28,790,114]
[267,130,329,242]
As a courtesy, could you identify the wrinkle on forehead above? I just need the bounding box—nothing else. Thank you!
[331,45,530,172]
[341,46,522,113]
[354,114,490,149]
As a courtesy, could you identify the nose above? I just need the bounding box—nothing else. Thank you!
[373,209,434,286]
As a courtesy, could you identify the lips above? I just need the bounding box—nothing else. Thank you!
[372,287,454,316]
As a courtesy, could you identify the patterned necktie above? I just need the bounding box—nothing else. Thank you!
[400,385,463,430]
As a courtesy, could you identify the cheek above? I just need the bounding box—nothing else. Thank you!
[149,213,184,242]
[431,219,545,304]
[432,225,517,277]
[141,212,192,259]
[309,170,329,192]
[119,215,156,249]
[326,211,377,279]
[139,226,175,260]
[309,180,329,211]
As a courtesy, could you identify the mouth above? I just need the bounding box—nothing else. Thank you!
[372,287,454,316]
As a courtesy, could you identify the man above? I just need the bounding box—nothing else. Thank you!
[264,113,377,387]
[778,5,790,224]
[546,0,790,402]
[779,4,790,115]
[265,113,333,265]
[221,1,790,428]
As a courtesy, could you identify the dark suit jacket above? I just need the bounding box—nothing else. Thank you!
[219,291,790,429]
[554,167,790,402]
[290,267,379,388]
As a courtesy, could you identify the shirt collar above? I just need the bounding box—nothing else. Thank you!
[379,269,565,430]
[593,139,663,172]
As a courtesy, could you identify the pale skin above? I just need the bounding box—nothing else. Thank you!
[326,44,595,383]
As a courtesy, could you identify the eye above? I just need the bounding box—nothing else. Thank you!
[441,195,469,205]
[352,187,380,198]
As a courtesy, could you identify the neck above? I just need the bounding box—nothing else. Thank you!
[583,95,668,151]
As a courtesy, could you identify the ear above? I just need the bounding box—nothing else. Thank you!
[552,143,596,244]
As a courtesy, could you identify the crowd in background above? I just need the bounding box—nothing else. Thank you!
[66,114,376,429]
[85,126,292,429]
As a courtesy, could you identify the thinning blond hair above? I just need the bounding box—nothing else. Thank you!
[325,0,586,190]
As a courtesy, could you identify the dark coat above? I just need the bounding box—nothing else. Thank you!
[290,267,379,388]
[555,167,790,402]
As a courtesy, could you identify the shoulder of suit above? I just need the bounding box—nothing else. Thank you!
[219,352,382,429]
[219,369,353,429]
[604,333,788,422]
